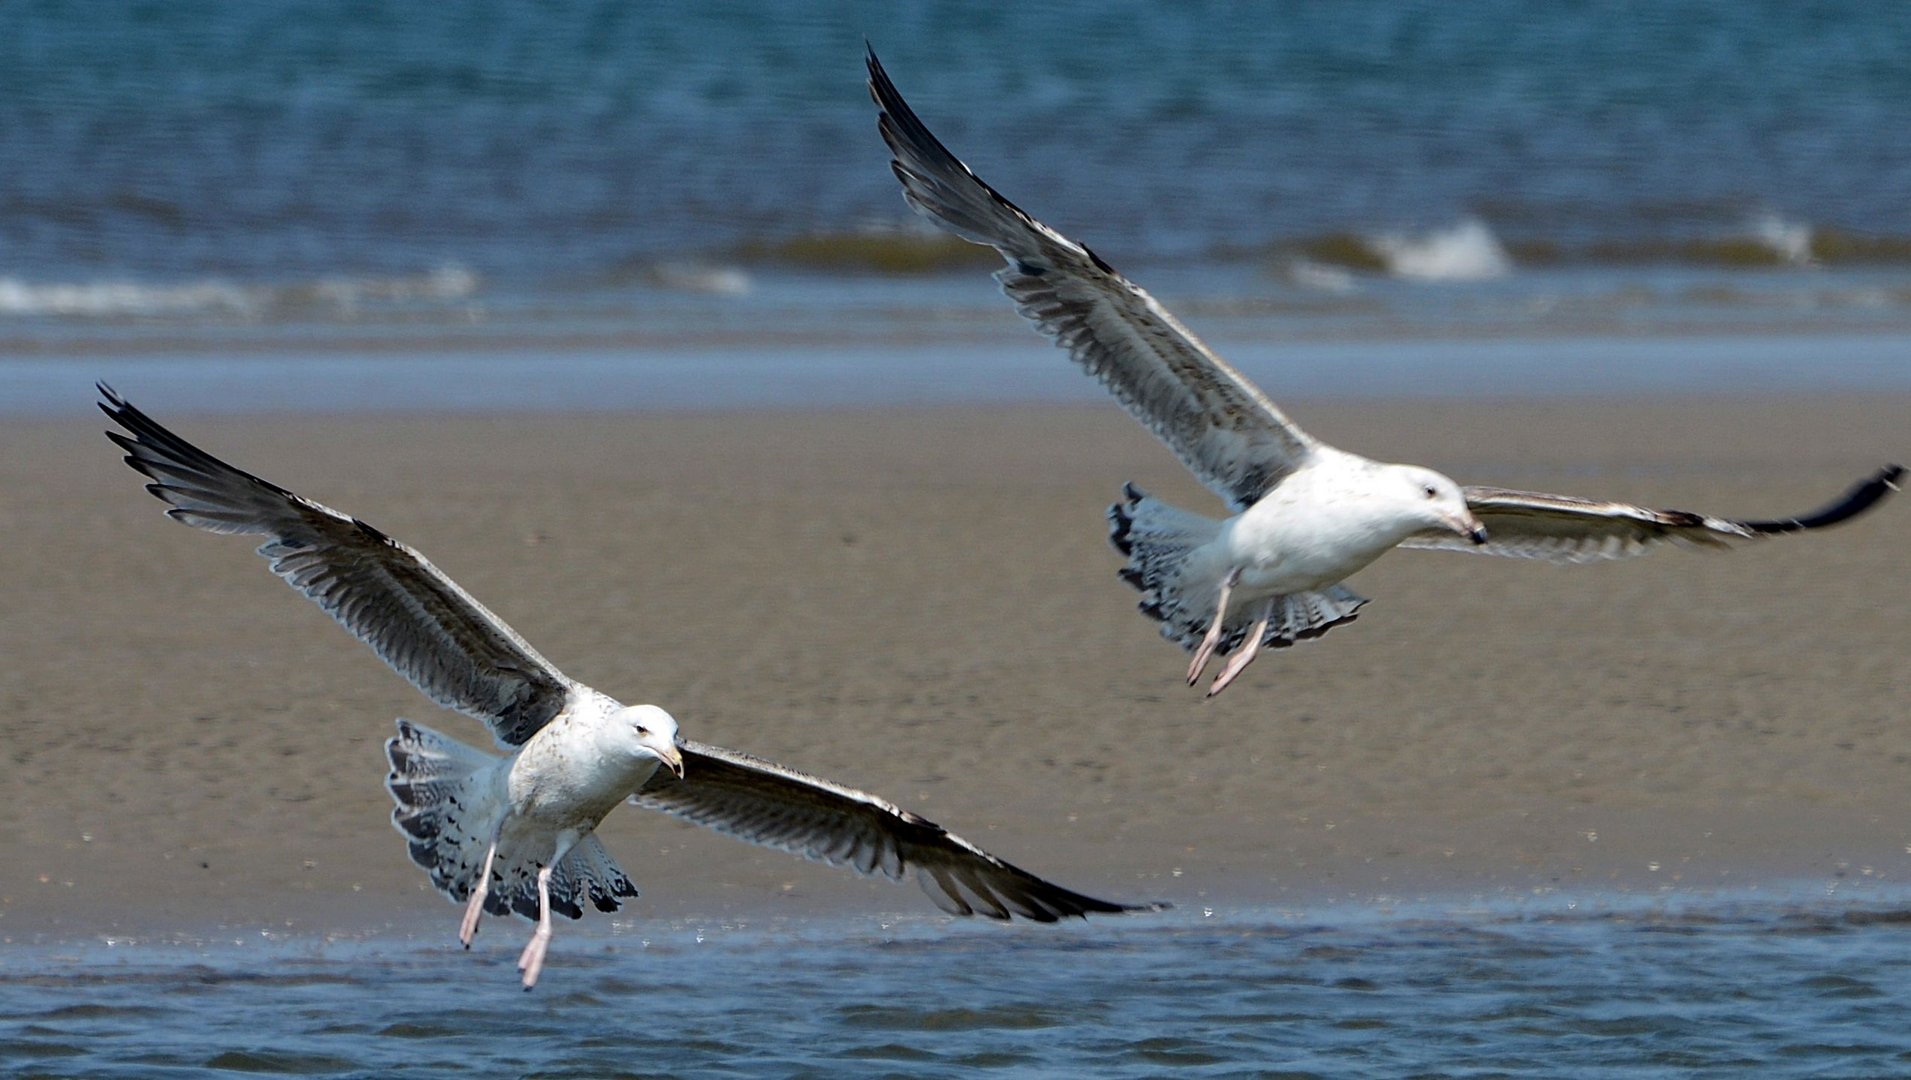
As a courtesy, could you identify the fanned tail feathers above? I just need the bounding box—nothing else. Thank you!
[1108,483,1223,618]
[1108,484,1367,655]
[385,719,637,922]
[1225,586,1368,653]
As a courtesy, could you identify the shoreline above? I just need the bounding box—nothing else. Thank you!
[9,326,1911,418]
[4,397,1906,940]
[10,871,1911,950]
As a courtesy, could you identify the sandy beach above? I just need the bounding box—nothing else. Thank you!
[2,394,1906,938]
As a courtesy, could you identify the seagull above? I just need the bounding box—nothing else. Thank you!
[100,385,1154,989]
[867,49,1903,697]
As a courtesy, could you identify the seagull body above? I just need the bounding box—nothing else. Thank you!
[1216,447,1474,592]
[101,386,1150,989]
[867,50,1902,695]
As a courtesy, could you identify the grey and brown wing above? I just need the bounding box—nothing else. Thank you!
[868,48,1314,510]
[633,740,1160,921]
[1399,465,1903,563]
[100,384,575,746]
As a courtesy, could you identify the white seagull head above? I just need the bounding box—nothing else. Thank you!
[615,704,685,779]
[1393,465,1488,545]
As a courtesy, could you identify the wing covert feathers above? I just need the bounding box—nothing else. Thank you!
[868,48,1315,510]
[99,384,576,746]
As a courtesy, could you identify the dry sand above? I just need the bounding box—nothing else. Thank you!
[2,396,1906,939]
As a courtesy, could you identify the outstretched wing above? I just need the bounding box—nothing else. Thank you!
[869,48,1316,511]
[634,740,1160,921]
[1400,465,1902,562]
[100,384,577,746]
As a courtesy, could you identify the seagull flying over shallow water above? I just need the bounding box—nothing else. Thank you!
[101,385,1153,989]
[867,49,1903,697]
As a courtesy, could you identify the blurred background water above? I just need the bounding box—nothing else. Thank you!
[3,0,1909,363]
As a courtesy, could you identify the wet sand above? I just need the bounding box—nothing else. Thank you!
[2,396,1906,938]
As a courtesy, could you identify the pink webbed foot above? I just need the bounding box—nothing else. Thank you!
[1206,597,1274,698]
[1186,567,1242,686]
[517,864,556,990]
[460,841,499,948]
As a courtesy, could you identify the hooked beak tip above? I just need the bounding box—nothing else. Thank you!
[1469,525,1489,545]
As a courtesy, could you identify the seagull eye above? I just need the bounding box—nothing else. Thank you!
[1423,485,1438,499]
[635,725,651,736]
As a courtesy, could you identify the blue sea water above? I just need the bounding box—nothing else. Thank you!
[7,897,1911,1077]
[2,0,1909,352]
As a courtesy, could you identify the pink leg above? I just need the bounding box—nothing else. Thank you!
[1207,597,1275,698]
[459,841,498,948]
[517,864,556,990]
[1186,567,1242,686]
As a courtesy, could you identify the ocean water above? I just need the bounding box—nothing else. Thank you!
[7,896,1911,1077]
[3,1,1909,354]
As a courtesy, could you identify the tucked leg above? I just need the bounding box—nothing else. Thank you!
[517,864,556,990]
[459,840,499,948]
[1187,567,1242,686]
[1207,597,1274,698]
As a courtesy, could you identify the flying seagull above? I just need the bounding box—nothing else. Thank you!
[867,49,1902,697]
[100,385,1153,989]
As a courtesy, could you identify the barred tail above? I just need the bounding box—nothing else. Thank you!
[1107,483,1225,638]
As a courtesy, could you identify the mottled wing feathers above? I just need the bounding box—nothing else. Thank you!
[100,384,576,746]
[1401,465,1903,563]
[869,48,1315,511]
[635,740,1157,921]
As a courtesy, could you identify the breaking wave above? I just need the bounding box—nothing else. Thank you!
[1565,214,1911,268]
[735,225,1000,274]
[0,265,479,320]
[1277,220,1513,282]
[1371,220,1514,282]
[1278,214,1911,280]
[0,278,257,318]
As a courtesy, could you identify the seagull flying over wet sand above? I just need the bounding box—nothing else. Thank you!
[101,385,1152,989]
[867,49,1903,697]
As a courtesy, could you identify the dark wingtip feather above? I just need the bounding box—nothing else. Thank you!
[1037,886,1167,920]
[1106,482,1148,556]
[966,854,1167,923]
[1107,506,1135,555]
[1738,464,1905,534]
[100,385,302,503]
[867,46,953,178]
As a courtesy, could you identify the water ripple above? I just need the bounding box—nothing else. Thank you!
[5,898,1911,1076]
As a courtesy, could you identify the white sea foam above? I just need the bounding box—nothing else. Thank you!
[306,264,480,310]
[643,262,753,296]
[1282,259,1359,294]
[1371,219,1513,282]
[0,278,259,318]
[1749,212,1814,265]
[0,265,480,319]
